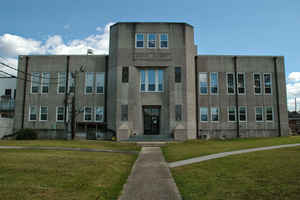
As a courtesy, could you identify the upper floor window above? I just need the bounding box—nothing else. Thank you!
[31,72,40,93]
[264,73,272,95]
[199,72,208,94]
[254,73,261,95]
[58,72,66,94]
[95,106,104,122]
[136,33,144,48]
[237,73,245,94]
[147,34,156,48]
[29,105,37,121]
[85,72,94,94]
[68,72,75,93]
[160,33,168,48]
[140,69,164,92]
[210,72,218,94]
[41,72,50,93]
[227,73,235,94]
[175,67,181,83]
[96,72,105,94]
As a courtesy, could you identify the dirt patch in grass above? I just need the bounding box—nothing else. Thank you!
[0,150,137,200]
[172,146,300,200]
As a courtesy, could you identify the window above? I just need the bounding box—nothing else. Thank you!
[58,72,66,94]
[237,73,245,94]
[228,107,236,121]
[200,107,208,122]
[175,67,181,83]
[199,73,208,94]
[211,107,219,122]
[210,72,218,94]
[121,105,128,121]
[122,67,129,83]
[41,72,50,93]
[31,72,40,93]
[5,89,11,96]
[85,72,94,94]
[56,106,65,122]
[254,73,261,95]
[136,33,144,48]
[140,69,164,92]
[84,107,92,121]
[239,106,247,122]
[175,105,182,121]
[266,107,273,121]
[96,72,105,94]
[147,33,156,48]
[264,73,272,94]
[40,106,48,121]
[29,105,37,121]
[95,107,104,122]
[227,73,235,94]
[160,33,168,48]
[255,107,264,122]
[68,72,75,93]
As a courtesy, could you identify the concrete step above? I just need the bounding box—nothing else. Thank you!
[136,142,168,147]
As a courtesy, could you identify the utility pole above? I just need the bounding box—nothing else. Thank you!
[296,97,297,113]
[71,71,78,140]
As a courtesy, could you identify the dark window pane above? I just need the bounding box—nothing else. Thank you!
[121,105,128,121]
[175,105,182,121]
[175,67,181,83]
[122,66,129,83]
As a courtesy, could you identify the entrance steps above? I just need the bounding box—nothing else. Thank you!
[124,134,173,142]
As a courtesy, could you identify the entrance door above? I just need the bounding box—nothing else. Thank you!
[143,106,160,135]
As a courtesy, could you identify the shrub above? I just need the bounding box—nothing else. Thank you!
[15,129,38,140]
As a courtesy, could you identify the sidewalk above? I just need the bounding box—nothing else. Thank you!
[119,147,182,200]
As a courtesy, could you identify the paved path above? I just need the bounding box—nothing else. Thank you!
[119,147,182,200]
[0,146,139,154]
[169,143,300,168]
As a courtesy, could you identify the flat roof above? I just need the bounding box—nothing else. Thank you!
[111,22,193,28]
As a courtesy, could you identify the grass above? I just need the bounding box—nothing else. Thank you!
[171,146,300,200]
[163,136,300,162]
[0,140,140,151]
[0,149,137,200]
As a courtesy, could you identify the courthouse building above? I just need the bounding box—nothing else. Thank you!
[13,22,289,140]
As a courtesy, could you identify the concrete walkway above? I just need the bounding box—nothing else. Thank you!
[0,146,139,154]
[119,147,182,200]
[169,143,300,168]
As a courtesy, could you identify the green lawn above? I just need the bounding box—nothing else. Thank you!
[0,149,137,200]
[0,140,140,151]
[163,136,300,162]
[172,146,300,200]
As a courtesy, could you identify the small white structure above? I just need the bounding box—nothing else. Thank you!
[0,117,13,139]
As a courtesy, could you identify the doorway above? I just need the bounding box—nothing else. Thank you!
[143,106,161,135]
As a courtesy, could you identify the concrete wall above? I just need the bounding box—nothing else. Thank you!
[196,55,289,139]
[0,118,13,138]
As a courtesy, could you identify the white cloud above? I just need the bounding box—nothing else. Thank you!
[288,72,300,82]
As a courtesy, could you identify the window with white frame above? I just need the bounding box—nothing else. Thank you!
[255,107,264,122]
[228,107,236,121]
[68,72,75,93]
[237,73,245,94]
[239,106,247,122]
[95,107,104,122]
[96,72,105,94]
[160,33,168,48]
[265,106,273,121]
[200,107,208,122]
[31,72,40,93]
[254,73,261,95]
[140,69,164,92]
[264,73,272,94]
[210,72,218,94]
[147,33,156,48]
[40,106,48,121]
[41,72,50,93]
[29,105,37,121]
[136,33,144,48]
[58,72,66,94]
[84,107,92,121]
[199,73,208,94]
[227,73,235,94]
[56,106,65,122]
[85,72,94,94]
[211,107,219,122]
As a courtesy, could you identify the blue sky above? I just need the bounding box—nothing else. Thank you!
[0,0,300,109]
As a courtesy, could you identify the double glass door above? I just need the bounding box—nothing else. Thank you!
[143,106,160,135]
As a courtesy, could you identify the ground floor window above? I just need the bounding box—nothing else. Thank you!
[239,106,247,122]
[266,106,273,121]
[256,107,264,122]
[40,106,48,121]
[228,107,236,121]
[140,69,164,92]
[29,105,37,121]
[84,107,92,121]
[175,104,182,121]
[56,106,65,122]
[211,107,219,122]
[200,107,208,122]
[95,107,104,122]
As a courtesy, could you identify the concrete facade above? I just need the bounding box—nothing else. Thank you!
[13,22,289,140]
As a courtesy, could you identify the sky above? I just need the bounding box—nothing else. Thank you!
[0,0,299,110]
